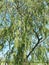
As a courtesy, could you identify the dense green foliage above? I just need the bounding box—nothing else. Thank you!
[0,0,49,65]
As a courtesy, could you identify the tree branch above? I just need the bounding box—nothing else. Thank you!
[26,40,39,58]
[26,29,42,59]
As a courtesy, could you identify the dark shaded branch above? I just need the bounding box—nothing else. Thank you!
[26,39,40,58]
[26,29,45,59]
[26,25,42,59]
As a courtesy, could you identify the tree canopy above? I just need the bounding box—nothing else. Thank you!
[0,0,49,65]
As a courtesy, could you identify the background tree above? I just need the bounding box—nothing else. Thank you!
[0,0,49,65]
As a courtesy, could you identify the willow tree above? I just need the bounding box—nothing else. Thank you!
[0,0,49,65]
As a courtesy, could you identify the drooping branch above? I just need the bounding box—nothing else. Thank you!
[13,1,26,15]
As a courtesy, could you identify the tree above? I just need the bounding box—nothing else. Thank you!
[0,0,49,65]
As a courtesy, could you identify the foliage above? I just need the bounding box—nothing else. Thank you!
[0,0,49,65]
